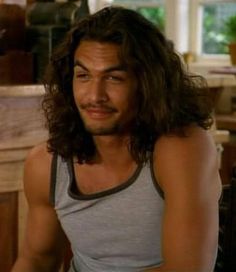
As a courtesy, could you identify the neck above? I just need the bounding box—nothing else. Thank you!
[92,135,134,166]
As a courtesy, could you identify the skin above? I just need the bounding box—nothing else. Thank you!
[11,41,222,272]
[73,41,138,137]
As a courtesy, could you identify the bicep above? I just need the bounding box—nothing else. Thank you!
[23,203,67,259]
[155,128,221,271]
[162,185,219,271]
[19,144,67,267]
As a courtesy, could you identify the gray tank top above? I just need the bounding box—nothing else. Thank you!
[50,154,164,272]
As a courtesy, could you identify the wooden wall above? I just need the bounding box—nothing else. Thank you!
[0,85,47,271]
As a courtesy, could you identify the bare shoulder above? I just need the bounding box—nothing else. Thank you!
[24,142,53,204]
[153,126,221,198]
[155,125,216,155]
[154,126,217,168]
[26,140,52,159]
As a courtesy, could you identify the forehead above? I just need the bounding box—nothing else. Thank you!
[73,40,125,69]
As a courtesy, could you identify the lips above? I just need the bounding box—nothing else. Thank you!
[83,106,116,119]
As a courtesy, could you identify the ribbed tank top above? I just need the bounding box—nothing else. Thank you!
[50,154,165,272]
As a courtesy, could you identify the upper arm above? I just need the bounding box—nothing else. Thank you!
[153,127,222,272]
[19,143,67,269]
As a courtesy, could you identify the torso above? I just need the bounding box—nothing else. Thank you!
[51,154,165,271]
[73,160,139,195]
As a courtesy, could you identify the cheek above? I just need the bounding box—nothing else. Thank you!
[72,91,82,111]
[73,82,84,105]
[72,85,78,103]
[72,80,77,100]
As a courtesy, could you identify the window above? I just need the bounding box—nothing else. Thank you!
[201,1,236,55]
[104,0,165,32]
[190,0,236,58]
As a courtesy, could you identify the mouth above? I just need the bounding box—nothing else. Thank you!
[81,105,117,120]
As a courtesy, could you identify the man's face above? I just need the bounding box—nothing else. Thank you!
[73,40,138,136]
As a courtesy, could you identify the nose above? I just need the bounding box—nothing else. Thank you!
[89,78,108,103]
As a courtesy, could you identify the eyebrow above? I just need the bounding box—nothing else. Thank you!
[74,60,128,73]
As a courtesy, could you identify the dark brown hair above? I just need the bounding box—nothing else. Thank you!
[43,6,213,163]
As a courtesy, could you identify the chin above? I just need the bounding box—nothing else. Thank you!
[85,126,119,136]
[85,121,132,135]
[83,118,132,136]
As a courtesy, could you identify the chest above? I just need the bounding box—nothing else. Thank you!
[53,157,165,267]
[55,174,164,264]
[72,162,138,195]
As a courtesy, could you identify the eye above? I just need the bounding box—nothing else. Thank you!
[108,75,122,81]
[106,74,125,82]
[75,72,90,81]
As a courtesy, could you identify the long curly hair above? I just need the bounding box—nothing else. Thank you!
[42,6,213,163]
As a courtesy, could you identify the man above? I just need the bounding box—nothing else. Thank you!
[12,6,222,272]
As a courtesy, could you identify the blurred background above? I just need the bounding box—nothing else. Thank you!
[0,1,236,272]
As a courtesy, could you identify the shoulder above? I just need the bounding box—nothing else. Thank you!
[24,142,54,205]
[154,126,216,160]
[153,126,221,198]
[26,141,52,162]
[24,142,53,180]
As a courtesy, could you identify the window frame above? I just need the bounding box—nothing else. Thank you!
[188,0,235,66]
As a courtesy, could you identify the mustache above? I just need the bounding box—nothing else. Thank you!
[79,103,118,112]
